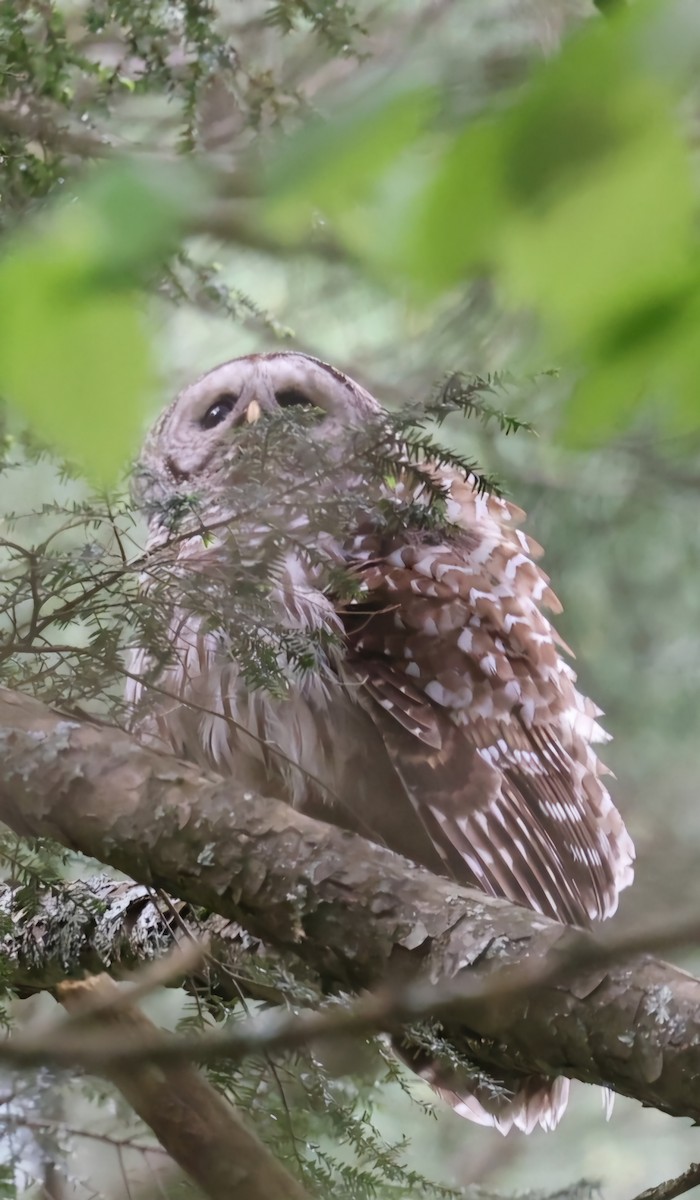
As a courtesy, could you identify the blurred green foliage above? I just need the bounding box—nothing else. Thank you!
[0,207,149,483]
[268,0,700,444]
[0,161,200,481]
[6,0,700,479]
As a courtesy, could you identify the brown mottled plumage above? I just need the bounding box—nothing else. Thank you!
[128,352,634,1134]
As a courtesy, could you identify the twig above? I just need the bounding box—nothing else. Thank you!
[54,936,207,1025]
[4,1117,169,1158]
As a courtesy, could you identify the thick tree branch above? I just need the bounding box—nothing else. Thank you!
[4,872,700,1092]
[1,686,699,1124]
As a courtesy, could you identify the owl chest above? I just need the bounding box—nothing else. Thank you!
[132,598,362,813]
[129,542,385,813]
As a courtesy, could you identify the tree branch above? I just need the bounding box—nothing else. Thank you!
[58,974,311,1200]
[1,686,700,1124]
[0,101,115,158]
[631,1162,700,1200]
[0,873,306,1005]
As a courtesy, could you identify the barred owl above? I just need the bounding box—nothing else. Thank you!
[128,351,634,1134]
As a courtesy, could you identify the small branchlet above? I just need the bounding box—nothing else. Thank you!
[429,371,536,437]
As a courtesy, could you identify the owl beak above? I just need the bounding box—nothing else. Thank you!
[245,400,262,424]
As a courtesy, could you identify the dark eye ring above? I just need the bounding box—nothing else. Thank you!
[275,388,314,409]
[200,392,237,431]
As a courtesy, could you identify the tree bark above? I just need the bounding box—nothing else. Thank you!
[1,686,699,1123]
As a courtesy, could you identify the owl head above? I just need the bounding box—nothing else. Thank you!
[133,352,381,519]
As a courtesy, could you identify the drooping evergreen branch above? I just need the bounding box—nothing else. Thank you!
[0,686,699,1123]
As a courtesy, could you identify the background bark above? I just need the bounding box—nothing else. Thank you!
[57,975,311,1200]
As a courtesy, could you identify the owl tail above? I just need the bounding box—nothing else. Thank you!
[431,1074,570,1135]
[395,1040,570,1134]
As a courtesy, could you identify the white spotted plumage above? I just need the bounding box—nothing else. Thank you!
[128,351,634,1135]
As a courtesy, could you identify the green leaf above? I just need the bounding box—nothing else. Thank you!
[265,82,435,251]
[401,8,695,325]
[561,359,647,446]
[83,157,201,284]
[0,229,152,483]
[501,90,694,347]
[561,277,700,445]
[0,159,196,482]
[393,117,509,294]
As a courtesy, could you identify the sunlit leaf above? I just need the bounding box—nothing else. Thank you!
[402,7,695,317]
[561,274,700,444]
[392,118,508,294]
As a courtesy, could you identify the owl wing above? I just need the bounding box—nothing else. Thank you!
[338,473,634,928]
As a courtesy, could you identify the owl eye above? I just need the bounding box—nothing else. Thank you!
[275,388,314,409]
[200,393,237,430]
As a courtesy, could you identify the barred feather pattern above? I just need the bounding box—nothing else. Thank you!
[128,352,634,1135]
